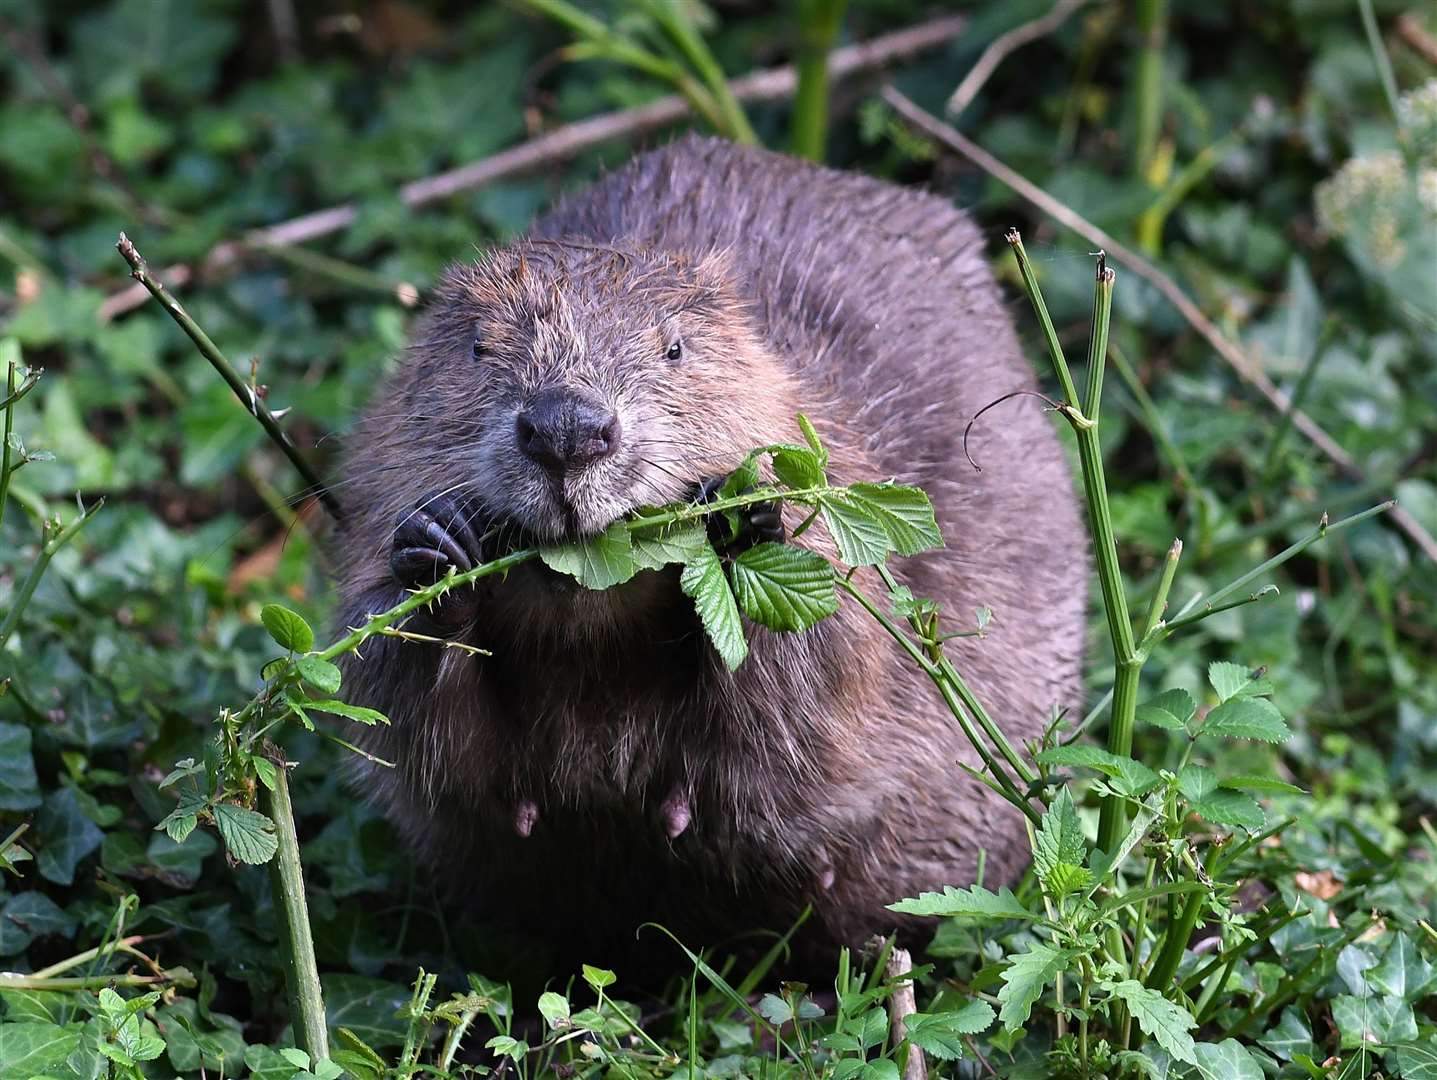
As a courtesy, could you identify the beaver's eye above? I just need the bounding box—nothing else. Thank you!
[472,332,486,360]
[666,340,683,362]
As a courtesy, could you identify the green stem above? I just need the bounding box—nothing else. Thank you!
[264,756,329,1061]
[1131,0,1168,184]
[115,233,343,522]
[27,935,148,980]
[1356,0,1401,123]
[636,0,755,142]
[1261,319,1337,480]
[0,500,103,652]
[1144,888,1204,991]
[0,974,172,991]
[0,351,15,534]
[791,0,848,160]
[1135,127,1240,253]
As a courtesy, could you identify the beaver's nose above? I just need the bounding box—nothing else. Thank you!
[516,388,621,474]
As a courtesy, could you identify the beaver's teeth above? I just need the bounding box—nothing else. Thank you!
[660,790,691,839]
[513,798,539,838]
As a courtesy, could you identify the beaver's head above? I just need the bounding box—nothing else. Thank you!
[405,239,798,545]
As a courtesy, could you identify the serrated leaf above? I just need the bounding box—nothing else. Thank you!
[820,495,893,566]
[771,445,825,489]
[887,884,1038,920]
[539,519,636,589]
[1135,688,1196,731]
[296,657,342,695]
[1035,745,1160,794]
[1034,787,1086,892]
[157,758,202,791]
[843,483,943,555]
[305,700,388,726]
[1198,696,1291,743]
[165,814,198,845]
[1046,862,1093,893]
[904,1002,994,1060]
[997,942,1070,1031]
[630,522,708,571]
[1192,791,1265,831]
[1207,661,1255,702]
[1106,980,1197,1064]
[797,413,826,460]
[1219,774,1304,794]
[211,804,278,865]
[680,544,747,670]
[261,604,314,653]
[730,542,837,631]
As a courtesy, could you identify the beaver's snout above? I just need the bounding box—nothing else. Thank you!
[515,387,621,476]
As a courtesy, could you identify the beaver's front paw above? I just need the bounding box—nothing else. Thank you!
[390,495,492,630]
[694,474,786,555]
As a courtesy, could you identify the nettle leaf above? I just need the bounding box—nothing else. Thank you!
[820,494,893,566]
[1198,696,1291,743]
[1034,788,1087,892]
[887,884,1038,921]
[1220,775,1304,795]
[1105,980,1197,1065]
[997,941,1071,1031]
[681,544,747,670]
[261,603,314,653]
[1035,745,1160,795]
[1207,661,1273,702]
[730,542,838,632]
[1332,994,1418,1049]
[212,804,278,865]
[771,444,825,489]
[1258,1008,1314,1062]
[296,657,342,695]
[843,483,944,555]
[904,1002,995,1060]
[1178,765,1265,831]
[1135,688,1196,731]
[304,700,388,726]
[540,520,636,590]
[630,521,708,572]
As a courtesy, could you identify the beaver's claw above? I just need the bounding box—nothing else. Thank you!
[694,475,786,554]
[390,494,489,590]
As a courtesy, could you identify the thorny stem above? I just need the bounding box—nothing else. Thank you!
[0,352,15,534]
[115,233,344,522]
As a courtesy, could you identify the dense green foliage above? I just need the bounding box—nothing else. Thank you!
[2,1,1436,1077]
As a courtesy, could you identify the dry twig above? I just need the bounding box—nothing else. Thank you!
[881,86,1437,564]
[946,0,1087,117]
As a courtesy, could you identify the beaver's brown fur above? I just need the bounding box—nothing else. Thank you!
[335,135,1087,960]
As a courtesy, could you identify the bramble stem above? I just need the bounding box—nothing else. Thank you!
[115,233,344,522]
[264,755,329,1061]
[0,350,15,534]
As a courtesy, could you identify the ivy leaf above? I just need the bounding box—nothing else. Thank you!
[680,544,747,670]
[730,543,838,632]
[904,1002,994,1060]
[1371,934,1436,1003]
[0,723,42,811]
[1258,1008,1314,1062]
[539,520,636,590]
[1331,994,1418,1048]
[820,495,893,566]
[1135,688,1196,731]
[887,884,1038,920]
[997,942,1071,1031]
[1198,696,1291,743]
[1389,1039,1437,1079]
[261,603,314,653]
[296,657,342,695]
[1034,788,1086,893]
[1191,1039,1264,1079]
[35,789,104,885]
[1035,745,1160,794]
[771,445,825,489]
[842,483,943,555]
[630,522,709,572]
[1105,980,1197,1065]
[304,700,388,726]
[211,804,279,865]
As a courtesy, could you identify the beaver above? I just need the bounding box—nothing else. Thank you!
[334,134,1087,962]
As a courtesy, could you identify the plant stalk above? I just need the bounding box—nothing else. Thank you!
[1131,0,1168,184]
[791,0,848,159]
[264,755,329,1061]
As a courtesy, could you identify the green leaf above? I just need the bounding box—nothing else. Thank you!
[261,603,314,653]
[997,942,1071,1030]
[1331,994,1418,1048]
[680,544,747,670]
[0,1021,83,1076]
[0,892,75,957]
[1207,660,1257,701]
[34,789,104,885]
[1035,745,1160,794]
[841,483,944,555]
[1372,934,1436,1003]
[887,884,1038,920]
[1198,696,1291,743]
[1178,765,1265,831]
[304,700,388,726]
[1190,1039,1263,1079]
[904,1002,994,1060]
[539,520,636,589]
[0,723,42,811]
[729,542,838,632]
[1105,980,1197,1064]
[211,804,279,865]
[757,993,793,1025]
[630,521,708,571]
[820,494,893,566]
[1034,787,1087,893]
[537,991,570,1028]
[1135,688,1196,731]
[581,965,616,991]
[796,414,826,461]
[1258,1008,1314,1062]
[485,1035,529,1061]
[1389,1039,1437,1079]
[1219,774,1304,794]
[296,657,342,695]
[771,444,825,489]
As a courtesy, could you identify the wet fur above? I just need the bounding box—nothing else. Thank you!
[336,136,1087,957]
